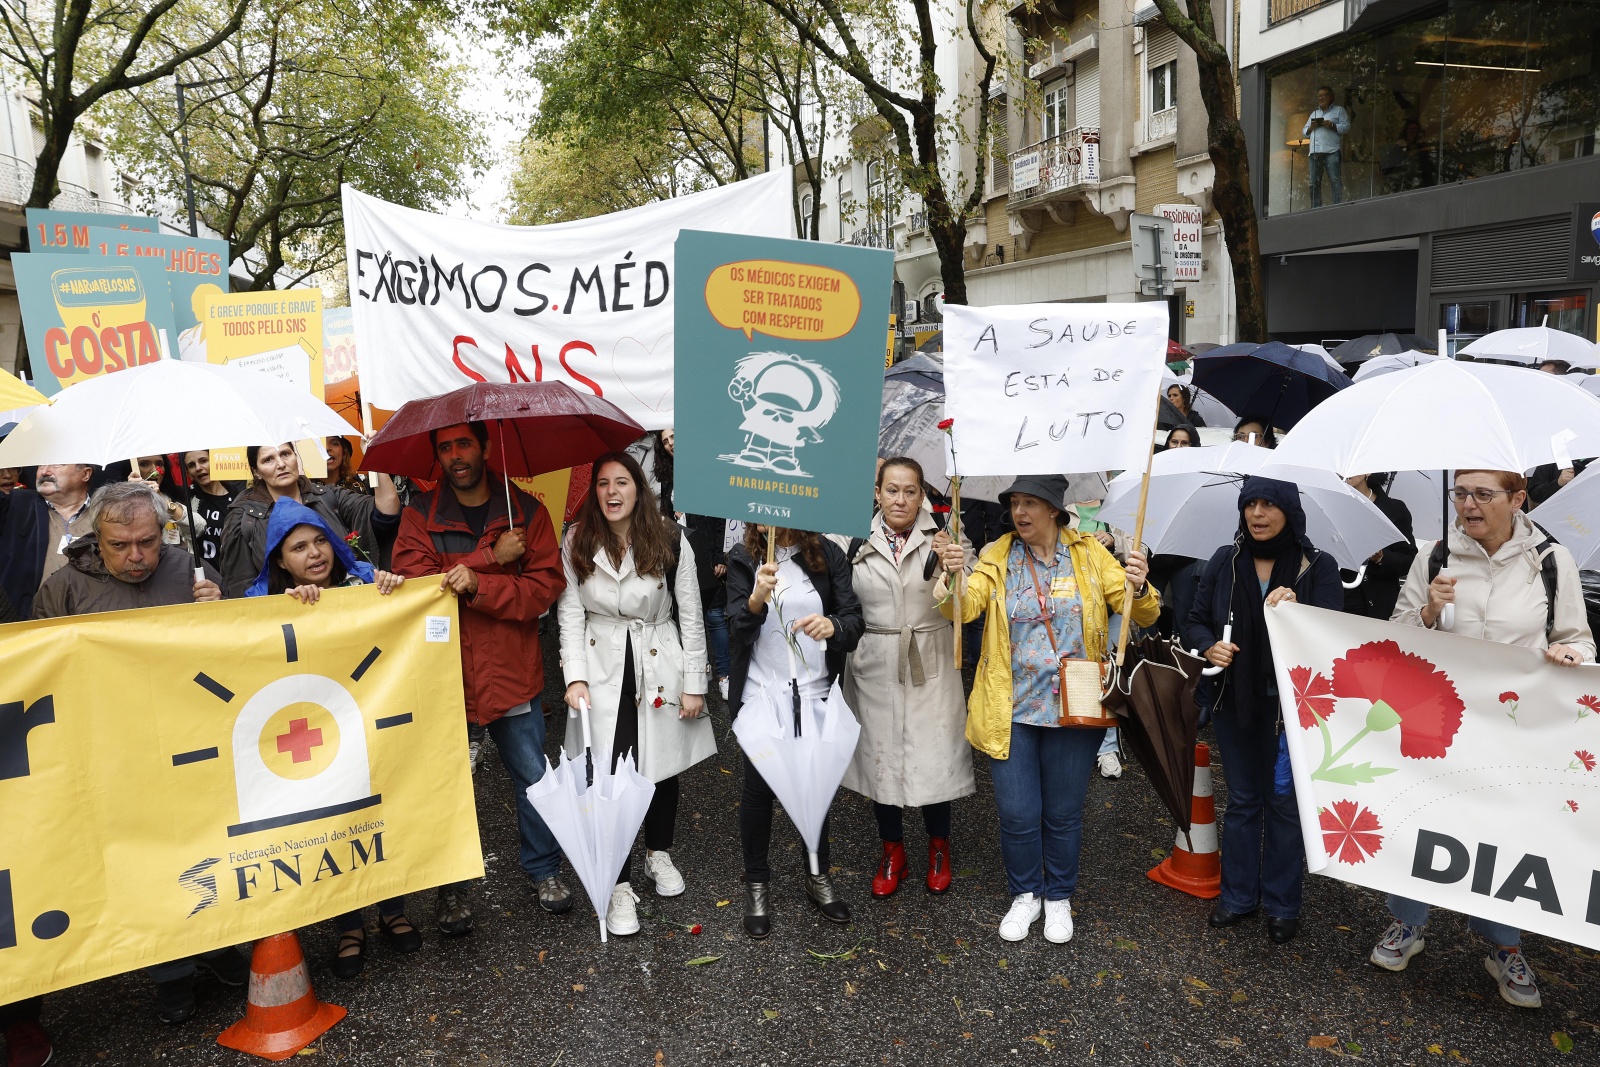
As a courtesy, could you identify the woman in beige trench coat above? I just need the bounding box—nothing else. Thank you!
[838,456,975,898]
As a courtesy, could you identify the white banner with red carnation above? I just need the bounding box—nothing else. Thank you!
[1264,603,1600,949]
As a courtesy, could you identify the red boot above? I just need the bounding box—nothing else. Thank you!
[871,841,908,897]
[927,837,953,894]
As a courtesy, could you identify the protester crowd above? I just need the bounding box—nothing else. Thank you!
[2,356,1597,1065]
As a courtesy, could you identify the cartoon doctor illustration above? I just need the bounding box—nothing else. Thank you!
[719,351,842,478]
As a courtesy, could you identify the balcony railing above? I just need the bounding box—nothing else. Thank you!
[906,209,929,235]
[850,227,891,249]
[0,152,132,213]
[1146,107,1177,143]
[1270,0,1330,23]
[1009,127,1101,206]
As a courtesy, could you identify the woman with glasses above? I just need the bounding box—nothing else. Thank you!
[1231,417,1276,449]
[1373,469,1594,1009]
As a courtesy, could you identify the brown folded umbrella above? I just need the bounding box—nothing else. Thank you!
[1100,634,1209,834]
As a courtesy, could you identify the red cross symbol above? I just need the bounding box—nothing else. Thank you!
[275,717,324,764]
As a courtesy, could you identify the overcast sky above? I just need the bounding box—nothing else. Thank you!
[447,25,536,222]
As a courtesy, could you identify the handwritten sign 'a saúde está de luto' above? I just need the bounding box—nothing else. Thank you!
[943,303,1169,478]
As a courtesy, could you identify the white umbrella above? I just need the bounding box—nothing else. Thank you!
[1460,326,1600,369]
[1388,469,1449,544]
[1529,463,1600,570]
[1273,361,1600,477]
[1161,371,1237,428]
[526,699,655,943]
[733,676,860,877]
[1291,343,1346,374]
[0,360,355,467]
[1574,374,1600,399]
[1350,350,1443,383]
[1098,442,1403,569]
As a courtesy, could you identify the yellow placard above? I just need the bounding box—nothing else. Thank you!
[203,289,327,481]
[703,259,861,342]
[0,583,481,1002]
[511,467,574,544]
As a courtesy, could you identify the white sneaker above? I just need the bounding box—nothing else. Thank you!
[1043,898,1074,943]
[999,893,1042,942]
[606,882,640,936]
[644,850,686,897]
[1097,751,1122,779]
[718,677,729,701]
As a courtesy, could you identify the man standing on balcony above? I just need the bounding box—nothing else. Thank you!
[1303,86,1349,207]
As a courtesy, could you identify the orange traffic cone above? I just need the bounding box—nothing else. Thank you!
[217,932,344,1061]
[1147,742,1222,899]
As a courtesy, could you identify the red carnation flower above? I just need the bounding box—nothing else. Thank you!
[1290,666,1336,729]
[1330,641,1464,759]
[1498,691,1518,704]
[1320,799,1383,864]
[652,696,665,709]
[689,923,703,935]
[1576,750,1596,772]
[937,418,954,431]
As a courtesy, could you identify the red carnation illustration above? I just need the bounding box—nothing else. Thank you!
[1331,641,1464,759]
[1320,800,1384,864]
[1566,800,1580,813]
[1498,691,1518,703]
[1291,666,1336,729]
[1577,694,1600,722]
[1570,750,1596,772]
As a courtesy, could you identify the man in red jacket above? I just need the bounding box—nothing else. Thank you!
[393,421,571,933]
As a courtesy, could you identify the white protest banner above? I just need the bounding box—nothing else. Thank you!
[943,302,1168,477]
[343,171,792,428]
[1265,603,1600,949]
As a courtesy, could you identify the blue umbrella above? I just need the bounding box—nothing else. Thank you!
[1190,341,1350,430]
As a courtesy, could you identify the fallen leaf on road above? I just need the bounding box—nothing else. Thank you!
[1345,1042,1364,1054]
[1426,1044,1443,1055]
[1029,1036,1053,1049]
[1051,974,1070,989]
[844,981,857,996]
[538,950,547,963]
[1448,1052,1470,1063]
[686,955,721,966]
[656,1052,665,1065]
[762,1009,779,1020]
[572,983,585,992]
[1308,1036,1338,1049]
[1113,938,1140,950]
[716,900,730,907]
[1230,991,1248,1003]
[428,1015,437,1023]
[1184,977,1211,990]
[1552,1032,1574,1054]
[997,958,1008,969]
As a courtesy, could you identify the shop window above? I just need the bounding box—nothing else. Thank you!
[1264,1,1599,216]
[1439,299,1497,356]
[1511,290,1588,336]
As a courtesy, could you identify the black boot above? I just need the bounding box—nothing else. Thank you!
[743,882,771,939]
[804,871,851,924]
[1208,904,1256,928]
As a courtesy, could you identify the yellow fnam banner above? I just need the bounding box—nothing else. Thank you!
[0,582,483,1002]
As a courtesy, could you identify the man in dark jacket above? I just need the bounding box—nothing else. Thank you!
[24,481,243,1047]
[392,421,570,934]
[0,463,95,618]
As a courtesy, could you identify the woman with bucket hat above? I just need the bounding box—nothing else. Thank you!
[938,474,1160,944]
[1184,476,1342,945]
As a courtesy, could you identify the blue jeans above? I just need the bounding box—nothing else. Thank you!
[1211,706,1304,918]
[705,604,730,679]
[486,704,563,881]
[987,723,1101,900]
[1097,727,1119,758]
[1385,894,1521,948]
[1309,150,1343,206]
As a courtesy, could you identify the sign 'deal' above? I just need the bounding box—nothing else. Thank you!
[943,302,1168,478]
[1265,603,1600,950]
[1155,203,1203,284]
[672,229,892,538]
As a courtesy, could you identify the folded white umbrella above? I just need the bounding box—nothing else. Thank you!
[1098,442,1404,569]
[1273,361,1600,477]
[1350,350,1443,382]
[1529,463,1600,570]
[733,676,860,877]
[527,699,655,943]
[0,359,354,467]
[1460,326,1600,369]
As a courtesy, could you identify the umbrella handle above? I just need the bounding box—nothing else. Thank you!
[1341,563,1367,590]
[578,697,593,756]
[1200,623,1232,677]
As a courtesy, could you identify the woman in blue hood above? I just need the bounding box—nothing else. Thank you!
[248,498,414,977]
[1184,477,1341,945]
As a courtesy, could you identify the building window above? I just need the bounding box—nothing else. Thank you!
[1145,23,1179,141]
[1042,82,1070,141]
[799,191,814,239]
[863,159,892,246]
[1264,0,1598,217]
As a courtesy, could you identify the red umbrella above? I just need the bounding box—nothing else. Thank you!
[361,381,646,480]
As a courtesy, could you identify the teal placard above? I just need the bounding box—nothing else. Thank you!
[672,229,892,538]
[86,227,230,354]
[13,252,180,397]
[24,208,159,252]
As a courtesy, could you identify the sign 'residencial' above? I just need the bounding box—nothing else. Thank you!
[943,302,1169,478]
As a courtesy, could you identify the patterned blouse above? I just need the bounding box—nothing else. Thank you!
[1005,537,1087,727]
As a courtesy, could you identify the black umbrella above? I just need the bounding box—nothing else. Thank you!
[1191,341,1350,430]
[1101,635,1209,833]
[1330,332,1436,365]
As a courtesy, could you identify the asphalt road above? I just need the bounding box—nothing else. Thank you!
[33,630,1600,1066]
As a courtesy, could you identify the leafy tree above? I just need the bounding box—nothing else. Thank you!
[1150,0,1267,341]
[504,129,713,225]
[105,0,483,288]
[0,0,250,210]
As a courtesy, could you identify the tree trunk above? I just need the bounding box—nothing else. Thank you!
[1195,67,1268,342]
[25,113,73,210]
